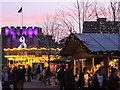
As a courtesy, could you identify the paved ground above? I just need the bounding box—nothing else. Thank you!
[10,78,59,90]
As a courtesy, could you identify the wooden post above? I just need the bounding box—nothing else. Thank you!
[74,60,77,75]
[77,60,80,75]
[8,60,10,66]
[80,60,82,74]
[118,59,120,77]
[118,59,120,70]
[13,60,14,65]
[82,59,84,72]
[92,58,95,74]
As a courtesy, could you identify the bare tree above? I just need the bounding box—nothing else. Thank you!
[42,15,59,42]
[96,1,119,21]
[42,0,120,42]
[61,0,96,33]
[41,13,73,43]
[56,10,76,34]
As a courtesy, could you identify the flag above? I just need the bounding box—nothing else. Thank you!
[18,7,22,13]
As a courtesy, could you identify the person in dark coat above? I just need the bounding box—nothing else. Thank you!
[36,65,40,80]
[77,67,91,90]
[64,64,75,90]
[91,66,108,90]
[23,65,26,81]
[108,68,119,90]
[45,67,52,85]
[27,65,31,82]
[57,65,66,90]
[17,65,25,90]
[7,67,12,79]
[12,66,18,90]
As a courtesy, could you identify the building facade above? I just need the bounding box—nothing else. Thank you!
[2,26,42,48]
[1,26,60,66]
[83,18,120,33]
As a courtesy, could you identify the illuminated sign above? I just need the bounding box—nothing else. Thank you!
[18,36,27,49]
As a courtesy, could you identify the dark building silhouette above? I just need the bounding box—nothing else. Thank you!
[83,18,120,33]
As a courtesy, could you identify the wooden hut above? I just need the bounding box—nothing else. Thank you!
[60,33,120,76]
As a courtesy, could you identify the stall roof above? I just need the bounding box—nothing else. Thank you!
[60,33,120,59]
[75,33,120,52]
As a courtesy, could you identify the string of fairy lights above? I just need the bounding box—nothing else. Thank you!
[4,48,61,68]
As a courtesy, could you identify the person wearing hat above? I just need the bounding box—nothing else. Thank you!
[77,67,91,90]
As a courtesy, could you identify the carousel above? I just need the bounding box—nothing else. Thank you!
[4,47,61,68]
[4,47,62,72]
[3,36,61,70]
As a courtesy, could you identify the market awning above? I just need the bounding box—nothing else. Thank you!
[60,33,120,59]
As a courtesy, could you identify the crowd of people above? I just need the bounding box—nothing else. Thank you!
[2,65,27,90]
[1,64,54,90]
[1,63,120,90]
[56,64,120,90]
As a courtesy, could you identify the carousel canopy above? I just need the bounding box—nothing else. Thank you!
[60,33,120,59]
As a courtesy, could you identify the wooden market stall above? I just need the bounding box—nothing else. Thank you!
[60,33,120,77]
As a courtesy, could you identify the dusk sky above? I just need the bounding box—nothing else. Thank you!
[0,0,119,34]
[1,0,75,27]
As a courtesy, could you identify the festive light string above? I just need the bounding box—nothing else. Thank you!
[4,48,61,51]
[4,47,61,68]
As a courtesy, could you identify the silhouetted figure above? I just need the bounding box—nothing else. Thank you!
[23,65,26,81]
[57,65,66,90]
[17,65,25,90]
[45,67,52,85]
[91,66,108,90]
[2,67,11,90]
[7,67,13,84]
[36,65,40,80]
[27,65,31,82]
[64,64,75,90]
[7,67,12,77]
[108,68,119,90]
[12,66,18,90]
[77,67,91,90]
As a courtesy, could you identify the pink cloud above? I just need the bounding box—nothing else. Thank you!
[2,16,44,26]
[2,11,120,26]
